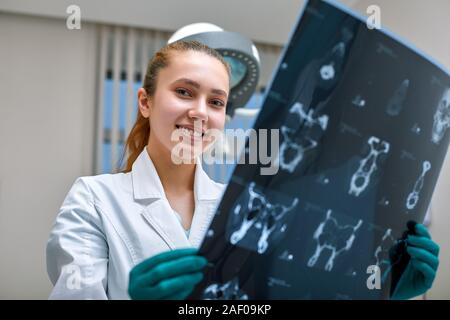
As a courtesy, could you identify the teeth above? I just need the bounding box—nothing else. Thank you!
[178,126,202,137]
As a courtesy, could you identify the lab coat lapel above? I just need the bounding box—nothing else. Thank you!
[188,160,224,247]
[188,201,216,248]
[141,200,191,249]
[132,149,191,249]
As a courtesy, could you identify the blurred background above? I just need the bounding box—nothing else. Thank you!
[0,0,449,299]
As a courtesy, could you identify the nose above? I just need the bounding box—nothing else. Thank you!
[188,97,209,122]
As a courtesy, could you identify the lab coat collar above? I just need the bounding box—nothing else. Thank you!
[133,148,224,249]
[131,148,166,200]
[131,148,222,202]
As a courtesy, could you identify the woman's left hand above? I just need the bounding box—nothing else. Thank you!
[391,223,440,300]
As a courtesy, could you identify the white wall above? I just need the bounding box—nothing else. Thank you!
[0,13,97,298]
[0,0,304,46]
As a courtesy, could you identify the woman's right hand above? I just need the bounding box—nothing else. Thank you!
[128,248,207,300]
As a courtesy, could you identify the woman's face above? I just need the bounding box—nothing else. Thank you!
[139,50,229,162]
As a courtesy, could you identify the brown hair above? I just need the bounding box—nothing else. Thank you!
[120,40,230,173]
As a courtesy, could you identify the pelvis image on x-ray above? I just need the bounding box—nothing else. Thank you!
[227,182,299,254]
[190,0,450,300]
[307,210,363,272]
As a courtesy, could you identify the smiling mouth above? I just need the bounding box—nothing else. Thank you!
[175,125,205,138]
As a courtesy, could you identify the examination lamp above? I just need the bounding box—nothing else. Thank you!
[168,23,261,117]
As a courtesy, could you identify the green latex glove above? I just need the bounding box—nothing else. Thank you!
[128,248,207,300]
[391,224,440,300]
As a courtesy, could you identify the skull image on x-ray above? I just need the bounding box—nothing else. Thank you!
[431,88,450,145]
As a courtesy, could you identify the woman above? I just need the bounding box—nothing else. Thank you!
[47,40,439,300]
[46,40,230,299]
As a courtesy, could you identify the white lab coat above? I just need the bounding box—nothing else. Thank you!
[46,148,226,299]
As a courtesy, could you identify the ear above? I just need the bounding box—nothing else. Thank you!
[137,88,151,118]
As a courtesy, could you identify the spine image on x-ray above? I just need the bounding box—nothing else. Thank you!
[431,88,450,145]
[229,182,299,254]
[288,27,354,109]
[276,102,329,173]
[349,136,390,197]
[307,210,363,272]
[203,277,249,300]
[319,42,346,82]
[281,27,354,109]
[386,79,410,116]
[406,161,431,210]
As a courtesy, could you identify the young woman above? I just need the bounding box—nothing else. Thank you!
[46,41,230,299]
[46,40,439,300]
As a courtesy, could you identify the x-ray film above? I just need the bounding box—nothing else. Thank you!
[190,0,450,299]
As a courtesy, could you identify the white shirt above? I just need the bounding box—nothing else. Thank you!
[46,148,226,299]
[172,209,191,237]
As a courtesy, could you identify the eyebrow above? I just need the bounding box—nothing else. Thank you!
[172,78,228,98]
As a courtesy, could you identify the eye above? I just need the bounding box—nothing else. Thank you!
[210,99,225,107]
[175,88,192,97]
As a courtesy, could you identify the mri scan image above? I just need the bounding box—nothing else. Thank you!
[386,79,410,117]
[202,278,249,300]
[406,161,432,211]
[275,102,329,173]
[189,0,450,300]
[431,88,450,145]
[307,210,363,272]
[348,137,390,197]
[227,182,299,254]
